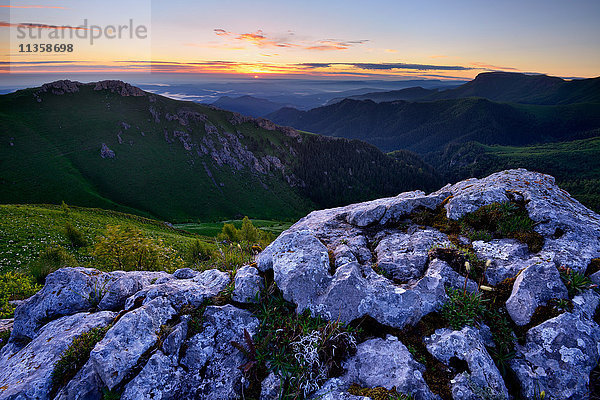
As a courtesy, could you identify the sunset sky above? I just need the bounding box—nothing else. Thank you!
[1,0,599,80]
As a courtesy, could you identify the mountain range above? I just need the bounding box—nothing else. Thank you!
[267,73,600,153]
[0,80,438,222]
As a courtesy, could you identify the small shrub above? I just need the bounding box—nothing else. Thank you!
[28,246,77,285]
[93,225,184,273]
[251,289,358,398]
[0,271,41,318]
[101,388,122,400]
[441,287,487,330]
[0,329,10,351]
[559,266,596,297]
[186,239,214,264]
[210,242,255,272]
[51,325,111,394]
[64,222,87,248]
[218,223,239,243]
[239,216,259,243]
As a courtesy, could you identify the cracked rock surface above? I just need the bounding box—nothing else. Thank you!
[2,169,600,400]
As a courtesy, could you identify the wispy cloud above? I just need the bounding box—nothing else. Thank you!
[0,21,89,30]
[299,62,473,71]
[213,28,368,51]
[470,62,520,71]
[0,5,67,9]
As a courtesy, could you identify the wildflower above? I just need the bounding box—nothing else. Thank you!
[465,261,471,272]
[479,285,494,292]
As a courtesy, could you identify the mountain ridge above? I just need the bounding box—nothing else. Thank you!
[0,80,439,222]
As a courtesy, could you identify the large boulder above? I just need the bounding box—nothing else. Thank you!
[11,268,109,341]
[505,261,569,326]
[90,297,177,389]
[0,311,115,400]
[317,335,439,400]
[180,305,260,399]
[425,327,508,399]
[510,311,600,399]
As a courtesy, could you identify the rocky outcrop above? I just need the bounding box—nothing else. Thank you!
[256,169,600,398]
[0,312,116,400]
[425,327,508,399]
[93,80,146,96]
[2,169,600,399]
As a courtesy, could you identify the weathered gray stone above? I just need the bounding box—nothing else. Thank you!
[53,362,104,400]
[572,289,600,319]
[436,169,600,273]
[90,297,176,389]
[375,229,452,282]
[505,261,568,326]
[121,351,184,400]
[173,267,197,279]
[425,327,508,400]
[260,371,282,400]
[0,318,12,334]
[257,230,332,313]
[472,239,534,285]
[98,270,172,311]
[425,259,478,294]
[232,265,264,303]
[162,317,188,357]
[510,311,600,399]
[332,335,438,400]
[347,203,387,227]
[0,311,115,400]
[181,305,260,400]
[11,267,109,341]
[124,269,230,311]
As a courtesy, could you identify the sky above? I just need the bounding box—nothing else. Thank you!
[1,0,599,81]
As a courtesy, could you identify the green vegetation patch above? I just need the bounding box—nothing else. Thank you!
[51,325,111,395]
[243,285,358,399]
[0,271,40,318]
[0,329,10,351]
[441,287,488,330]
[348,383,414,400]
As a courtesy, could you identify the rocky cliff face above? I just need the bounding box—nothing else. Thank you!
[1,169,600,400]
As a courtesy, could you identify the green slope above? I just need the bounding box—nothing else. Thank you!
[0,81,440,222]
[0,204,204,272]
[427,137,600,212]
[268,97,600,153]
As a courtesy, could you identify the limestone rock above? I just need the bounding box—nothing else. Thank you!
[124,269,230,311]
[0,311,115,400]
[505,261,568,326]
[322,335,438,400]
[180,305,260,400]
[510,311,600,399]
[11,267,109,341]
[121,351,184,400]
[425,327,508,399]
[375,228,452,282]
[90,297,176,389]
[232,265,264,303]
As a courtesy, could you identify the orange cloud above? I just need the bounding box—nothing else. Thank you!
[213,29,368,51]
[470,62,520,71]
